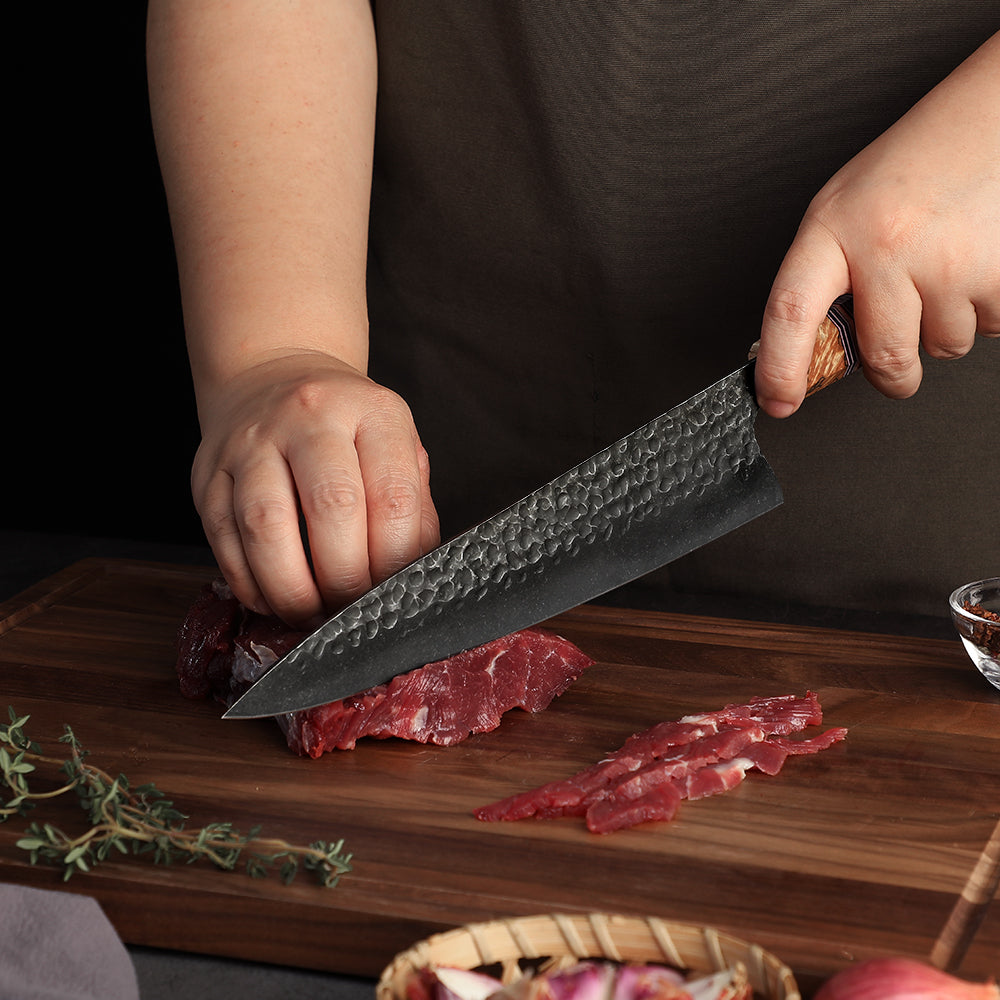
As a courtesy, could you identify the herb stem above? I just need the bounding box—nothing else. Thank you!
[1,707,352,888]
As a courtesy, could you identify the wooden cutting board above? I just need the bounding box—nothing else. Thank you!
[1,559,997,997]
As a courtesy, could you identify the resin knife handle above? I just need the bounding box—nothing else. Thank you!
[750,294,860,397]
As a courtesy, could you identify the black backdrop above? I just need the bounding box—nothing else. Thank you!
[8,6,204,547]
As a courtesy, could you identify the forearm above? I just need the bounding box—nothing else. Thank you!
[146,0,377,403]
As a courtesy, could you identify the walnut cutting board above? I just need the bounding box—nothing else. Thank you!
[1,559,997,996]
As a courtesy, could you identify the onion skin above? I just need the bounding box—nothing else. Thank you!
[814,958,999,1000]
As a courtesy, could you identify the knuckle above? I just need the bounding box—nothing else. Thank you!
[764,287,819,328]
[367,382,409,411]
[757,357,802,392]
[304,475,365,521]
[287,378,334,418]
[194,491,240,543]
[923,339,971,361]
[870,210,919,256]
[863,345,918,385]
[271,581,321,617]
[370,478,423,523]
[238,493,298,543]
[199,504,241,542]
[322,570,372,605]
[312,551,373,607]
[191,447,229,501]
[362,386,415,429]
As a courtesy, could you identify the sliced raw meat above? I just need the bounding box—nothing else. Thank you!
[767,727,849,755]
[474,693,825,822]
[474,719,716,822]
[284,627,593,755]
[176,580,593,756]
[584,726,765,808]
[585,725,848,833]
[680,691,824,735]
[585,782,686,834]
[474,693,846,833]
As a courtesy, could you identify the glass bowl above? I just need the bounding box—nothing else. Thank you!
[949,577,1000,691]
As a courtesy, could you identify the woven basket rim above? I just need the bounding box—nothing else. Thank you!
[377,913,800,1000]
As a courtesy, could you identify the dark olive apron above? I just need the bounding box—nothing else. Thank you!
[365,3,999,616]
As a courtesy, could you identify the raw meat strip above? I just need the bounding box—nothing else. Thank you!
[680,691,824,735]
[586,727,847,834]
[474,693,825,822]
[585,782,686,834]
[474,694,846,833]
[582,726,766,810]
[176,580,593,756]
[475,720,716,822]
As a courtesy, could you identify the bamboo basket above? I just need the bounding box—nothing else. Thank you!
[377,913,801,1000]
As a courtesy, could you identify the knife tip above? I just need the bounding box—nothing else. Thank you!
[221,696,264,720]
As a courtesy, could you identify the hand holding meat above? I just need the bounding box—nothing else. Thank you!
[191,353,440,628]
[755,31,1000,418]
[147,2,433,626]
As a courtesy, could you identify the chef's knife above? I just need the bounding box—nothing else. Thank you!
[225,296,859,719]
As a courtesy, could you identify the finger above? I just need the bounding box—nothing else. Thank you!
[851,274,923,399]
[356,401,433,585]
[232,454,323,628]
[756,218,850,417]
[416,442,441,555]
[289,431,373,613]
[194,464,271,616]
[973,291,1000,337]
[918,290,978,360]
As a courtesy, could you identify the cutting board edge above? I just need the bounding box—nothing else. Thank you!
[1,557,962,657]
[0,558,219,634]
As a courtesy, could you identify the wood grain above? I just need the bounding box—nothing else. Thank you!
[1,559,997,998]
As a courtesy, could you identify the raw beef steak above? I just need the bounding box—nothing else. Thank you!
[176,579,593,757]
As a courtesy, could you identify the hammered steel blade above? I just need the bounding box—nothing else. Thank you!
[224,361,781,718]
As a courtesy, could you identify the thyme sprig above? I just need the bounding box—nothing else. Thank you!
[1,707,352,887]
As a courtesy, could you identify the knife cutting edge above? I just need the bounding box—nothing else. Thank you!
[224,296,859,719]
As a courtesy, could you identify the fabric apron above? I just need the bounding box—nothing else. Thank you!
[365,2,999,616]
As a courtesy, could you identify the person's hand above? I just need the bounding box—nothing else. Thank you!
[755,33,1000,417]
[191,351,441,629]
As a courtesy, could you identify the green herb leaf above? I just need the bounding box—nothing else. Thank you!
[2,706,353,889]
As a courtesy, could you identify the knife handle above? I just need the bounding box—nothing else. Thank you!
[750,294,861,397]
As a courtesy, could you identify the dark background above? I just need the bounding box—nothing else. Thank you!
[6,10,994,627]
[7,6,204,548]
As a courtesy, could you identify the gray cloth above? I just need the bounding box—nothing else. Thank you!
[366,2,999,617]
[0,883,139,1000]
[0,883,377,1000]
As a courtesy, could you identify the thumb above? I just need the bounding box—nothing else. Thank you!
[755,219,850,417]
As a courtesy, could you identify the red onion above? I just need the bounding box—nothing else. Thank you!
[815,957,999,1000]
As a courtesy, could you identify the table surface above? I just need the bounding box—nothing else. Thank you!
[1,558,997,998]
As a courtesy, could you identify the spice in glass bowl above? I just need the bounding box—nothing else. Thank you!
[963,600,1000,657]
[950,578,1000,691]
